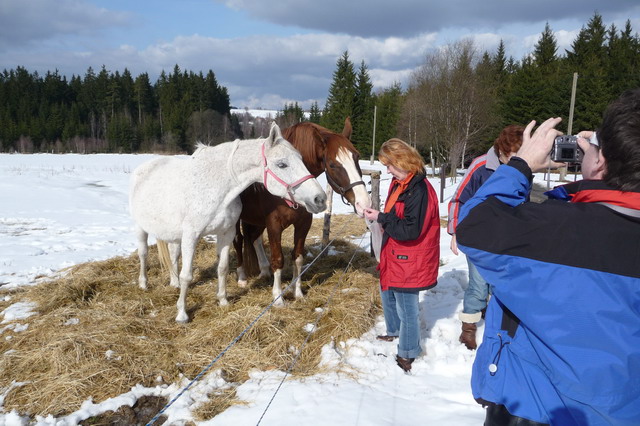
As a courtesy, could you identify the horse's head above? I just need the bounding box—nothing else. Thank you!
[261,122,327,214]
[321,118,372,217]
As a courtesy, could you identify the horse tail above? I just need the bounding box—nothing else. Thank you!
[157,240,173,277]
[242,222,261,277]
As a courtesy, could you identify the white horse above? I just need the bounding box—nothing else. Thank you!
[129,123,327,322]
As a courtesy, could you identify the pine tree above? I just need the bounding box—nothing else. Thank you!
[321,51,356,133]
[276,102,304,128]
[373,83,403,155]
[533,23,569,129]
[565,12,610,132]
[607,20,640,98]
[309,101,321,123]
[352,60,374,155]
[502,23,572,134]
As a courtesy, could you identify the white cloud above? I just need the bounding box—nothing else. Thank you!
[55,32,437,109]
[2,1,639,110]
[0,0,131,49]
[555,29,581,55]
[369,68,415,91]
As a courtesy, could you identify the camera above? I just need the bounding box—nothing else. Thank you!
[550,135,583,163]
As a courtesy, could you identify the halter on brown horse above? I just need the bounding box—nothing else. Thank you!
[233,117,372,306]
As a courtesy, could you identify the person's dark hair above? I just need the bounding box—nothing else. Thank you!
[493,124,524,157]
[599,88,640,191]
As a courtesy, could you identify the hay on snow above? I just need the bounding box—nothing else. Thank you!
[0,214,382,420]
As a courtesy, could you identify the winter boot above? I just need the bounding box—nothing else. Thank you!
[396,355,415,372]
[459,322,478,350]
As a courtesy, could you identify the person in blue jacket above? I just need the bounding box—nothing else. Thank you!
[447,124,524,350]
[456,89,640,425]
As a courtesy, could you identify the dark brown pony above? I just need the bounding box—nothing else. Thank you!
[233,118,372,306]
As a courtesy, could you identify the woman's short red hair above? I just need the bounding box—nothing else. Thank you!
[494,124,524,156]
[378,138,426,175]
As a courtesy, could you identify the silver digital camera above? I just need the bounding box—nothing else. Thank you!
[550,135,583,163]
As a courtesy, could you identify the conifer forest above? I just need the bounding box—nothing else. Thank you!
[1,13,639,169]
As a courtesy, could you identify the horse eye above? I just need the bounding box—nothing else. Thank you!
[277,161,288,169]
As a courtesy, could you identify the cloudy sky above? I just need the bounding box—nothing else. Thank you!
[1,0,639,110]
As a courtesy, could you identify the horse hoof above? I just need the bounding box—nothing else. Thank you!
[273,299,285,308]
[237,280,248,288]
[175,314,189,323]
[219,299,229,307]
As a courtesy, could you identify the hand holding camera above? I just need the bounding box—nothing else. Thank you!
[516,118,565,172]
[550,135,583,163]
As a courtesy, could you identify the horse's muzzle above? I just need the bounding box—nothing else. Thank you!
[304,192,327,214]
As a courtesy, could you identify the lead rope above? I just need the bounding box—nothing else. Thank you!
[145,218,358,426]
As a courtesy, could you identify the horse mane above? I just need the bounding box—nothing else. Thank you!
[193,142,209,155]
[282,122,356,167]
[283,123,321,162]
[192,139,242,156]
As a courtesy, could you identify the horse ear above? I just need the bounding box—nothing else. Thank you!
[342,117,353,140]
[267,122,283,147]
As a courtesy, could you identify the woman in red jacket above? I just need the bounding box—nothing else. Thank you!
[363,138,440,372]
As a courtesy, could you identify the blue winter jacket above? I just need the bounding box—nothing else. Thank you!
[447,147,500,235]
[456,158,640,425]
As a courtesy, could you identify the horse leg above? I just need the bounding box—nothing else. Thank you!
[233,221,247,287]
[168,242,181,288]
[135,226,149,289]
[175,233,198,323]
[266,227,286,307]
[291,213,313,300]
[241,222,263,277]
[254,235,271,278]
[216,229,234,306]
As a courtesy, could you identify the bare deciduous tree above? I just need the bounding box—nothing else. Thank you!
[400,39,498,175]
[187,109,233,146]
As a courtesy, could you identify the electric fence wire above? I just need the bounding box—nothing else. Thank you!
[146,218,366,425]
[255,230,369,425]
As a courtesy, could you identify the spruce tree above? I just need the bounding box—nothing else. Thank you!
[565,12,610,131]
[374,83,403,154]
[607,20,640,98]
[352,60,374,155]
[309,101,321,123]
[321,51,356,133]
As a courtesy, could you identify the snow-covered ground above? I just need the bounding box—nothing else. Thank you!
[230,108,279,119]
[230,108,311,120]
[0,152,562,425]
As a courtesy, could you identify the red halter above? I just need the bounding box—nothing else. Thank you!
[262,142,315,208]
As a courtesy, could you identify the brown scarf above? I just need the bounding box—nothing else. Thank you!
[384,172,415,213]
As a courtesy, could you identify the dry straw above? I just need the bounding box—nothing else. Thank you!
[0,215,381,420]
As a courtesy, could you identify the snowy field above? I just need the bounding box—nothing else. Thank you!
[0,152,562,425]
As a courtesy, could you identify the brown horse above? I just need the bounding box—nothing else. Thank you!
[233,118,371,306]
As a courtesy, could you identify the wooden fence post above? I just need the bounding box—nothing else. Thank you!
[321,185,334,248]
[321,170,381,257]
[440,163,447,202]
[362,169,381,257]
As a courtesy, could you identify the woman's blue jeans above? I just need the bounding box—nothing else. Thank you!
[380,288,422,359]
[463,257,489,314]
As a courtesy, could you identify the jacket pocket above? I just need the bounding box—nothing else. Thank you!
[388,246,431,285]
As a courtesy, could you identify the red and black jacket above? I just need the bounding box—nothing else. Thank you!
[377,173,440,292]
